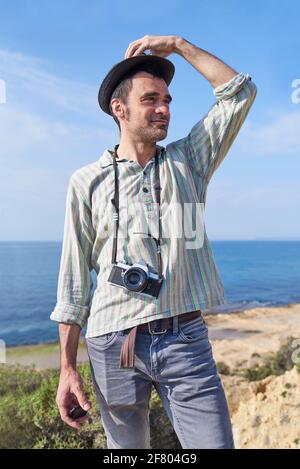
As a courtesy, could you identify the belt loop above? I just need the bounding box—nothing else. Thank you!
[148,320,155,334]
[172,315,179,335]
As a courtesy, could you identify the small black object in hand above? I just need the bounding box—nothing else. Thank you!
[68,405,88,420]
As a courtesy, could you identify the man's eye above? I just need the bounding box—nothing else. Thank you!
[143,97,170,104]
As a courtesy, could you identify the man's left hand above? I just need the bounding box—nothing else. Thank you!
[124,35,179,59]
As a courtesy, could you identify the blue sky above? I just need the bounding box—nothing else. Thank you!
[0,0,299,241]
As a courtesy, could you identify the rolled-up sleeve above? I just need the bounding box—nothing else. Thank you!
[50,175,95,328]
[183,72,257,186]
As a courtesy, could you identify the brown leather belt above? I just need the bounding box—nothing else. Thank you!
[119,309,202,369]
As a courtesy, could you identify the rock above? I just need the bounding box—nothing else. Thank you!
[221,367,300,449]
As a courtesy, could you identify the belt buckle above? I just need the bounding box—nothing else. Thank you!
[147,319,167,335]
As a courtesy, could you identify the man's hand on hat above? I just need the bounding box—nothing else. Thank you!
[125,35,179,59]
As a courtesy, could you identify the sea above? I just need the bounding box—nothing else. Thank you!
[0,240,299,347]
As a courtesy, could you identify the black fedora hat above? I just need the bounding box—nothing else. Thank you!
[98,53,175,116]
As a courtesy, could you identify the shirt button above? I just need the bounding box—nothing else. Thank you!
[142,187,149,193]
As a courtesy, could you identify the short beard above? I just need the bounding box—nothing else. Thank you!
[125,108,168,143]
[135,124,167,143]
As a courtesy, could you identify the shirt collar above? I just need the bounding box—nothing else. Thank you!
[98,144,165,168]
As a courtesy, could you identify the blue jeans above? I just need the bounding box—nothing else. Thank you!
[86,314,234,449]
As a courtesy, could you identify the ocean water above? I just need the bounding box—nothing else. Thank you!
[0,240,299,346]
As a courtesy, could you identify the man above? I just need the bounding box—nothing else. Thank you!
[51,35,257,449]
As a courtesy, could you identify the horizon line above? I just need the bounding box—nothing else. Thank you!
[0,238,300,243]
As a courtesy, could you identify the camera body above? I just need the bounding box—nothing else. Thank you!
[107,259,162,298]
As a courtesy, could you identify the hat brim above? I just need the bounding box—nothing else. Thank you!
[98,54,175,115]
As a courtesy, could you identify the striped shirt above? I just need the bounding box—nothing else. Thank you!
[50,71,257,337]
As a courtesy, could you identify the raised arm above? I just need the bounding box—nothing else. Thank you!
[125,34,238,88]
[174,36,238,88]
[125,35,257,193]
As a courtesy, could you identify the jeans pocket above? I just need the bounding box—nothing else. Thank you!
[178,315,208,343]
[86,331,120,350]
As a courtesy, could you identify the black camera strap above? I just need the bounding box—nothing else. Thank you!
[110,144,163,280]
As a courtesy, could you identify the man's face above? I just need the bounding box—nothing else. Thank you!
[117,71,172,143]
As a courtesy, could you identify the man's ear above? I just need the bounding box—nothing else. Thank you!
[111,99,125,119]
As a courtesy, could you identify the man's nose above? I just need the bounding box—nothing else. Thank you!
[155,103,170,116]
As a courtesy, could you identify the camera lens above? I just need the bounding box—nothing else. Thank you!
[123,267,148,292]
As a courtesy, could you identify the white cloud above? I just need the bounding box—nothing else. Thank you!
[0,48,118,240]
[0,104,115,166]
[205,182,300,239]
[0,48,98,115]
[237,109,300,157]
[0,48,116,168]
